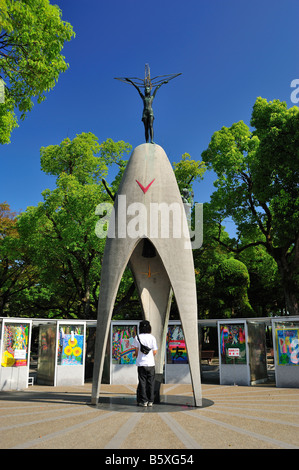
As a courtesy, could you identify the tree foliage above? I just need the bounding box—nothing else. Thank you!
[2,121,293,320]
[192,202,255,319]
[0,0,75,143]
[13,134,132,319]
[1,135,211,319]
[202,97,299,315]
[0,202,37,315]
[214,258,254,317]
[173,152,206,196]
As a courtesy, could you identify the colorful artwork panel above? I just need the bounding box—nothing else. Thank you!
[112,325,137,365]
[220,324,246,364]
[166,325,188,364]
[57,325,84,366]
[276,328,299,366]
[60,334,84,365]
[1,323,29,367]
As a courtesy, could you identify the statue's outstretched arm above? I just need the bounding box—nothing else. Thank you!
[152,80,169,98]
[124,78,144,99]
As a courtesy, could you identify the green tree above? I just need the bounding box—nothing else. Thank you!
[0,202,37,315]
[192,202,228,318]
[192,202,255,319]
[16,134,132,319]
[214,258,255,318]
[202,97,299,315]
[173,152,206,197]
[8,138,209,319]
[0,0,75,143]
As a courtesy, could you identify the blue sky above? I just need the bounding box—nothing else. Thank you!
[1,0,298,236]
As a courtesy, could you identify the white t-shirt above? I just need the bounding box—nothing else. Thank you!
[132,333,158,367]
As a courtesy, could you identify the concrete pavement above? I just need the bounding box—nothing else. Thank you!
[1,380,299,449]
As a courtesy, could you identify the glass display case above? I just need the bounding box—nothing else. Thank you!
[36,320,86,386]
[37,323,57,385]
[218,319,268,386]
[248,321,268,384]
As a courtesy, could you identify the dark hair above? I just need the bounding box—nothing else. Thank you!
[139,320,151,334]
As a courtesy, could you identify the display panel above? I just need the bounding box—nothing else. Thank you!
[112,325,137,364]
[220,323,246,364]
[57,324,84,366]
[37,324,56,384]
[1,323,29,367]
[276,326,299,366]
[166,324,188,364]
[39,324,56,358]
[248,322,267,382]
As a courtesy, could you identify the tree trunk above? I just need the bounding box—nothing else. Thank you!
[283,288,298,316]
[276,256,298,316]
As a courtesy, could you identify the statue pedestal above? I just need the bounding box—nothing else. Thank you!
[154,373,164,404]
[92,144,202,407]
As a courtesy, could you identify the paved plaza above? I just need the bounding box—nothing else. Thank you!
[1,379,299,450]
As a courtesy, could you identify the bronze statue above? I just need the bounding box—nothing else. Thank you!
[115,64,181,143]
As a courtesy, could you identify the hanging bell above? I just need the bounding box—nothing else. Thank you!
[142,238,156,258]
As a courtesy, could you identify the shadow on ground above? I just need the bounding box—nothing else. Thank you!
[93,395,214,413]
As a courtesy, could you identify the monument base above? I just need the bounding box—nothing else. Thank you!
[154,373,164,404]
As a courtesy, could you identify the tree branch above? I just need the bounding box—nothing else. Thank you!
[113,282,136,315]
[213,236,266,254]
[241,171,271,239]
[102,178,115,201]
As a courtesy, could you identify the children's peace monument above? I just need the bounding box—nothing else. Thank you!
[91,66,202,407]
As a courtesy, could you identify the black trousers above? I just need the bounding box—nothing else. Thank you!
[137,366,155,404]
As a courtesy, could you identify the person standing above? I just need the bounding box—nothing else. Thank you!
[133,320,158,407]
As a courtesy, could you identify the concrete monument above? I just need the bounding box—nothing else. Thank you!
[91,67,202,407]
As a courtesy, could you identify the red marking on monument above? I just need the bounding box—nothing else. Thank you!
[136,179,155,194]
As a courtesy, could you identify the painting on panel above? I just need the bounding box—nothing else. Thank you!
[57,325,84,366]
[112,325,137,365]
[276,328,299,366]
[166,325,188,364]
[1,324,29,367]
[220,324,246,364]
